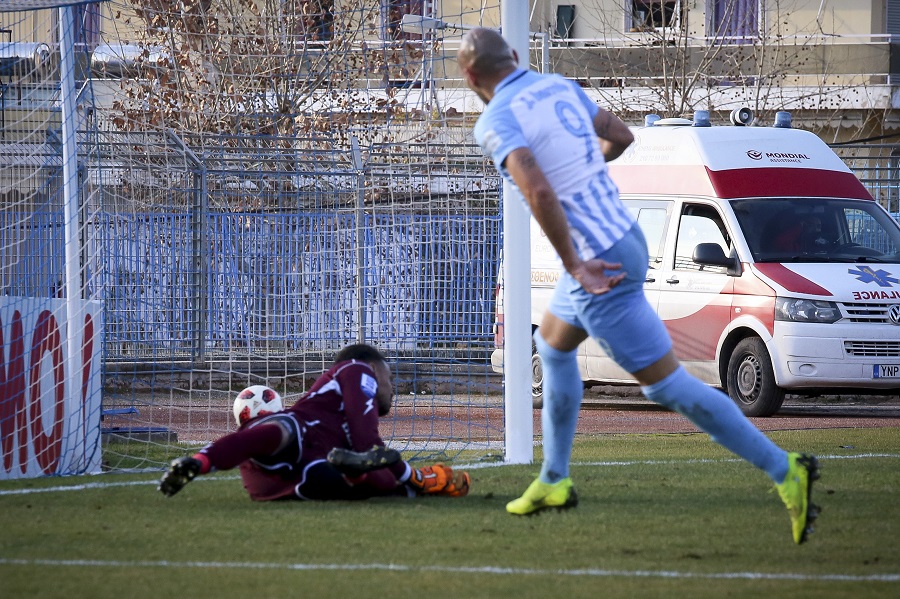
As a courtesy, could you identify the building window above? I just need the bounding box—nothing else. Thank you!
[382,0,424,41]
[710,0,758,42]
[629,0,679,31]
[556,5,575,39]
[287,0,334,42]
[73,2,101,49]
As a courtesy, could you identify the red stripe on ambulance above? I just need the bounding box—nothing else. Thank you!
[754,263,833,296]
[610,165,872,200]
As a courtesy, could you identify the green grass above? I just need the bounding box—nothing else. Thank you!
[1,428,899,598]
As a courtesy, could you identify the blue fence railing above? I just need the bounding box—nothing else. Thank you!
[3,211,502,361]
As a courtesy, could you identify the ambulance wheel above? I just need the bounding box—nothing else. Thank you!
[532,342,544,409]
[726,337,785,417]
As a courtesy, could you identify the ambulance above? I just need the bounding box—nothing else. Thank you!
[491,109,900,416]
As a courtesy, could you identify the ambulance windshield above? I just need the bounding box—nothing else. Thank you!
[731,198,900,264]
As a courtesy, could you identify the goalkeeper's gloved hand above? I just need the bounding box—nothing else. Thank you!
[407,464,470,497]
[158,456,202,497]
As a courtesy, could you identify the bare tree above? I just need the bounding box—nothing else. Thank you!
[109,0,429,141]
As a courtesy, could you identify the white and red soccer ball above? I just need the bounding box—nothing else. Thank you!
[233,385,283,426]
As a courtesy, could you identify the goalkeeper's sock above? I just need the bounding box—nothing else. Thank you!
[641,365,788,483]
[534,331,583,485]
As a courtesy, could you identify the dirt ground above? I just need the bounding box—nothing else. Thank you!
[103,388,900,444]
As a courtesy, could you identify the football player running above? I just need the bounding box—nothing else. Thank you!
[159,343,469,501]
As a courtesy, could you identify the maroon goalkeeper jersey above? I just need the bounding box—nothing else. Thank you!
[236,359,407,500]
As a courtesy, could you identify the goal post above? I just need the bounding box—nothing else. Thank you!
[2,0,542,479]
[1,1,105,478]
[500,0,534,464]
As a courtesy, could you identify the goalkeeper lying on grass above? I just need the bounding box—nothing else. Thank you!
[159,343,469,501]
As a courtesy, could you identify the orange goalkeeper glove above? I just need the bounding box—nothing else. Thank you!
[408,464,470,497]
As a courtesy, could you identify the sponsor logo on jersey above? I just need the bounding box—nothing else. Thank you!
[360,372,378,398]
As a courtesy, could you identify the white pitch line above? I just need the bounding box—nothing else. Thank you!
[459,452,900,470]
[0,557,898,583]
[2,453,898,495]
[0,475,240,496]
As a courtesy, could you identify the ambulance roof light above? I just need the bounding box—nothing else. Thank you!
[693,110,711,127]
[645,114,661,126]
[774,111,792,128]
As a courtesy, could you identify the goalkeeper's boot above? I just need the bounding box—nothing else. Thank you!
[158,456,202,497]
[775,452,820,544]
[506,477,578,515]
[408,464,471,497]
[327,445,401,478]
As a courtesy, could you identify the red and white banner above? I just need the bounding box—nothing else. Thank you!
[0,296,103,479]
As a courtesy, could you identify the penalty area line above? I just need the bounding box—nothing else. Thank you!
[0,557,898,583]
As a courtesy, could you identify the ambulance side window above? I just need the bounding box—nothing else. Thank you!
[634,208,668,268]
[674,205,730,273]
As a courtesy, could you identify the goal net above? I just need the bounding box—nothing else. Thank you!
[2,0,528,478]
[1,2,105,478]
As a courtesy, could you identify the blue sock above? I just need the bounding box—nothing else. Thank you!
[534,331,583,484]
[641,366,788,483]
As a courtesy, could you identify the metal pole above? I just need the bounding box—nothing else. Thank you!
[501,1,533,465]
[541,32,550,74]
[350,135,366,344]
[58,6,85,468]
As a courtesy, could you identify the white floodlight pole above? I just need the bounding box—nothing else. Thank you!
[501,2,533,465]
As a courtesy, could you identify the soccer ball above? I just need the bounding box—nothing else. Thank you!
[232,385,283,426]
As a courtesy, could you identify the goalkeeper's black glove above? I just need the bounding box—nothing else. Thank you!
[158,456,202,497]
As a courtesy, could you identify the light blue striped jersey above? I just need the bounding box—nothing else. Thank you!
[474,68,635,259]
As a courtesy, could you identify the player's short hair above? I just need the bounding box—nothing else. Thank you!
[460,27,517,75]
[334,343,386,365]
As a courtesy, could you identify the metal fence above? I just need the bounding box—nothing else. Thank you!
[831,142,900,215]
[3,135,897,373]
[2,127,505,367]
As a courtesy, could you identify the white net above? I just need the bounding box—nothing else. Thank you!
[1,3,104,478]
[3,1,517,477]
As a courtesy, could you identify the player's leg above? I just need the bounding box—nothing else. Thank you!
[326,445,401,478]
[583,226,818,542]
[534,318,586,485]
[295,460,410,500]
[507,282,586,515]
[579,227,790,482]
[635,353,819,543]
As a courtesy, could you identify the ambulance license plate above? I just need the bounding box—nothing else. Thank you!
[873,364,900,379]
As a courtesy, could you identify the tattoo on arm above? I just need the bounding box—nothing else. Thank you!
[519,152,539,170]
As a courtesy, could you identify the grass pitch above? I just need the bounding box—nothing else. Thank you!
[1,427,898,599]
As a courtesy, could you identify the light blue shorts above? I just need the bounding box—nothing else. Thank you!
[547,224,672,373]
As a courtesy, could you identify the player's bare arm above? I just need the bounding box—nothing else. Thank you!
[504,147,626,295]
[593,109,634,162]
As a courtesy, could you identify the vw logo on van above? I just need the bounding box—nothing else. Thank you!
[890,305,900,326]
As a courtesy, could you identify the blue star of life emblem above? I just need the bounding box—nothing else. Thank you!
[848,266,900,288]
